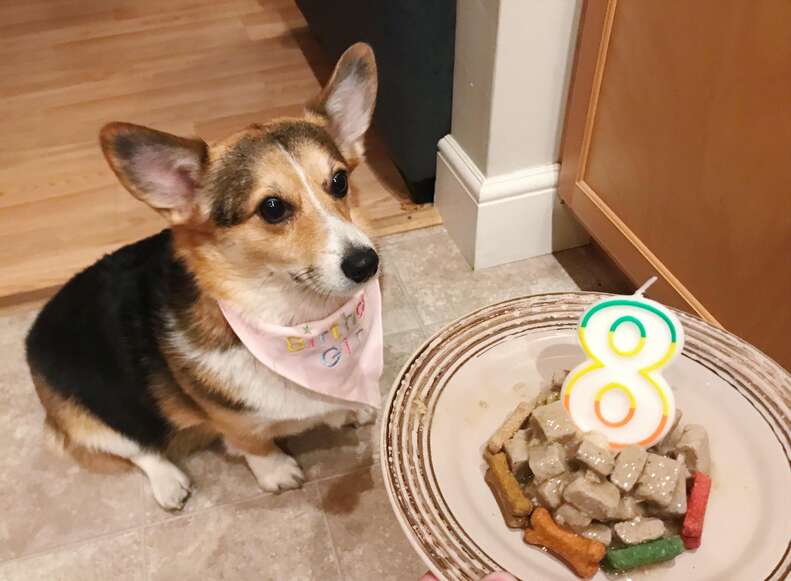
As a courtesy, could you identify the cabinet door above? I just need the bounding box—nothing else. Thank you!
[559,0,791,368]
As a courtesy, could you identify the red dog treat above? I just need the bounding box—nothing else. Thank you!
[683,534,702,550]
[682,471,711,549]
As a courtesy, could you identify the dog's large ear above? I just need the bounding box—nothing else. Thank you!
[307,43,378,162]
[100,122,208,224]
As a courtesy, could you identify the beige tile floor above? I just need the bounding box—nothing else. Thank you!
[0,226,630,581]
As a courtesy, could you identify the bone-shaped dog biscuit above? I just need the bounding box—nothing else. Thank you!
[487,400,536,453]
[523,507,606,579]
[484,469,528,528]
[485,451,533,516]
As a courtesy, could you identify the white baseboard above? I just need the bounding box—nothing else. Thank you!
[435,135,589,270]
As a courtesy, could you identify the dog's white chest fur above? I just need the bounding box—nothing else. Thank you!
[170,324,355,424]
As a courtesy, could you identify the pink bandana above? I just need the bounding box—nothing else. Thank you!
[217,280,384,408]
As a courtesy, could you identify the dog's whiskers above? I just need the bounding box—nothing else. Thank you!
[289,267,316,284]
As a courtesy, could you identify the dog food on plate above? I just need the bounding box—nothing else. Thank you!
[483,371,712,578]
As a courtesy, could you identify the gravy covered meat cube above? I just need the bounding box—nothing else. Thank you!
[606,495,644,522]
[654,409,685,456]
[554,503,593,531]
[528,442,568,482]
[537,475,570,509]
[580,524,612,546]
[614,517,666,545]
[532,401,579,443]
[610,445,648,492]
[563,475,621,521]
[677,424,711,475]
[503,429,531,481]
[635,454,681,507]
[576,433,616,476]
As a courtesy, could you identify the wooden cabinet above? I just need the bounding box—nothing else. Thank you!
[559,0,791,368]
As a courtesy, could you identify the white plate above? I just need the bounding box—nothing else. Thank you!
[381,293,791,581]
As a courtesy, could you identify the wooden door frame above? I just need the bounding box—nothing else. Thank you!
[558,0,720,325]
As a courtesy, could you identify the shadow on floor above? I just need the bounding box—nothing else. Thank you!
[282,423,368,456]
[554,243,634,294]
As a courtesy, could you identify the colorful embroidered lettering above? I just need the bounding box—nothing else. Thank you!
[286,337,305,352]
[321,346,342,367]
[356,295,366,318]
[343,312,357,332]
[285,293,369,364]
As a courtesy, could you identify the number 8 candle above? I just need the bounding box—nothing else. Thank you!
[560,278,685,449]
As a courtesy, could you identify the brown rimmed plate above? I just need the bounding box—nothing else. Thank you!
[381,293,791,580]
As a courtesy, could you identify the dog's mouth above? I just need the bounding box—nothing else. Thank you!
[288,245,380,297]
[288,266,346,298]
[288,261,378,298]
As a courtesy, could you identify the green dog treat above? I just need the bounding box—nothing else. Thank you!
[603,536,684,571]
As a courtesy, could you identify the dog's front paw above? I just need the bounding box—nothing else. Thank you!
[245,450,304,493]
[150,464,192,511]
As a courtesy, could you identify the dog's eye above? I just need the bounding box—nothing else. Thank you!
[258,197,291,224]
[329,170,348,198]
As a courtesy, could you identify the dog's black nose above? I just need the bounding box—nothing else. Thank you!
[341,246,379,283]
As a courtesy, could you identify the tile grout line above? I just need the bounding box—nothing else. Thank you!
[141,523,150,581]
[381,226,462,331]
[140,470,151,581]
[136,460,382,528]
[0,461,378,570]
[382,245,431,334]
[403,275,431,335]
[317,493,345,581]
[0,523,147,570]
[394,270,428,336]
[0,471,150,571]
[314,463,385,581]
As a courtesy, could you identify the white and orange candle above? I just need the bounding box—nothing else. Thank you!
[561,278,685,449]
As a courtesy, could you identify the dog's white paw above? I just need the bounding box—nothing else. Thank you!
[246,450,304,493]
[348,407,377,427]
[149,463,192,511]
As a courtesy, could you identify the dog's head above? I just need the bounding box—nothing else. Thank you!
[100,43,379,306]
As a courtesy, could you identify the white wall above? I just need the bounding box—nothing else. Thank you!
[449,0,499,172]
[436,0,588,269]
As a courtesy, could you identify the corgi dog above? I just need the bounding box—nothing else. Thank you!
[25,43,382,511]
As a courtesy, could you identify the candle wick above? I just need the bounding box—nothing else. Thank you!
[634,276,659,297]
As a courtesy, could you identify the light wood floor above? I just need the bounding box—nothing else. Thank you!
[0,0,441,304]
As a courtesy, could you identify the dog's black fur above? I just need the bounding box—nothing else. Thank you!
[25,230,196,448]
